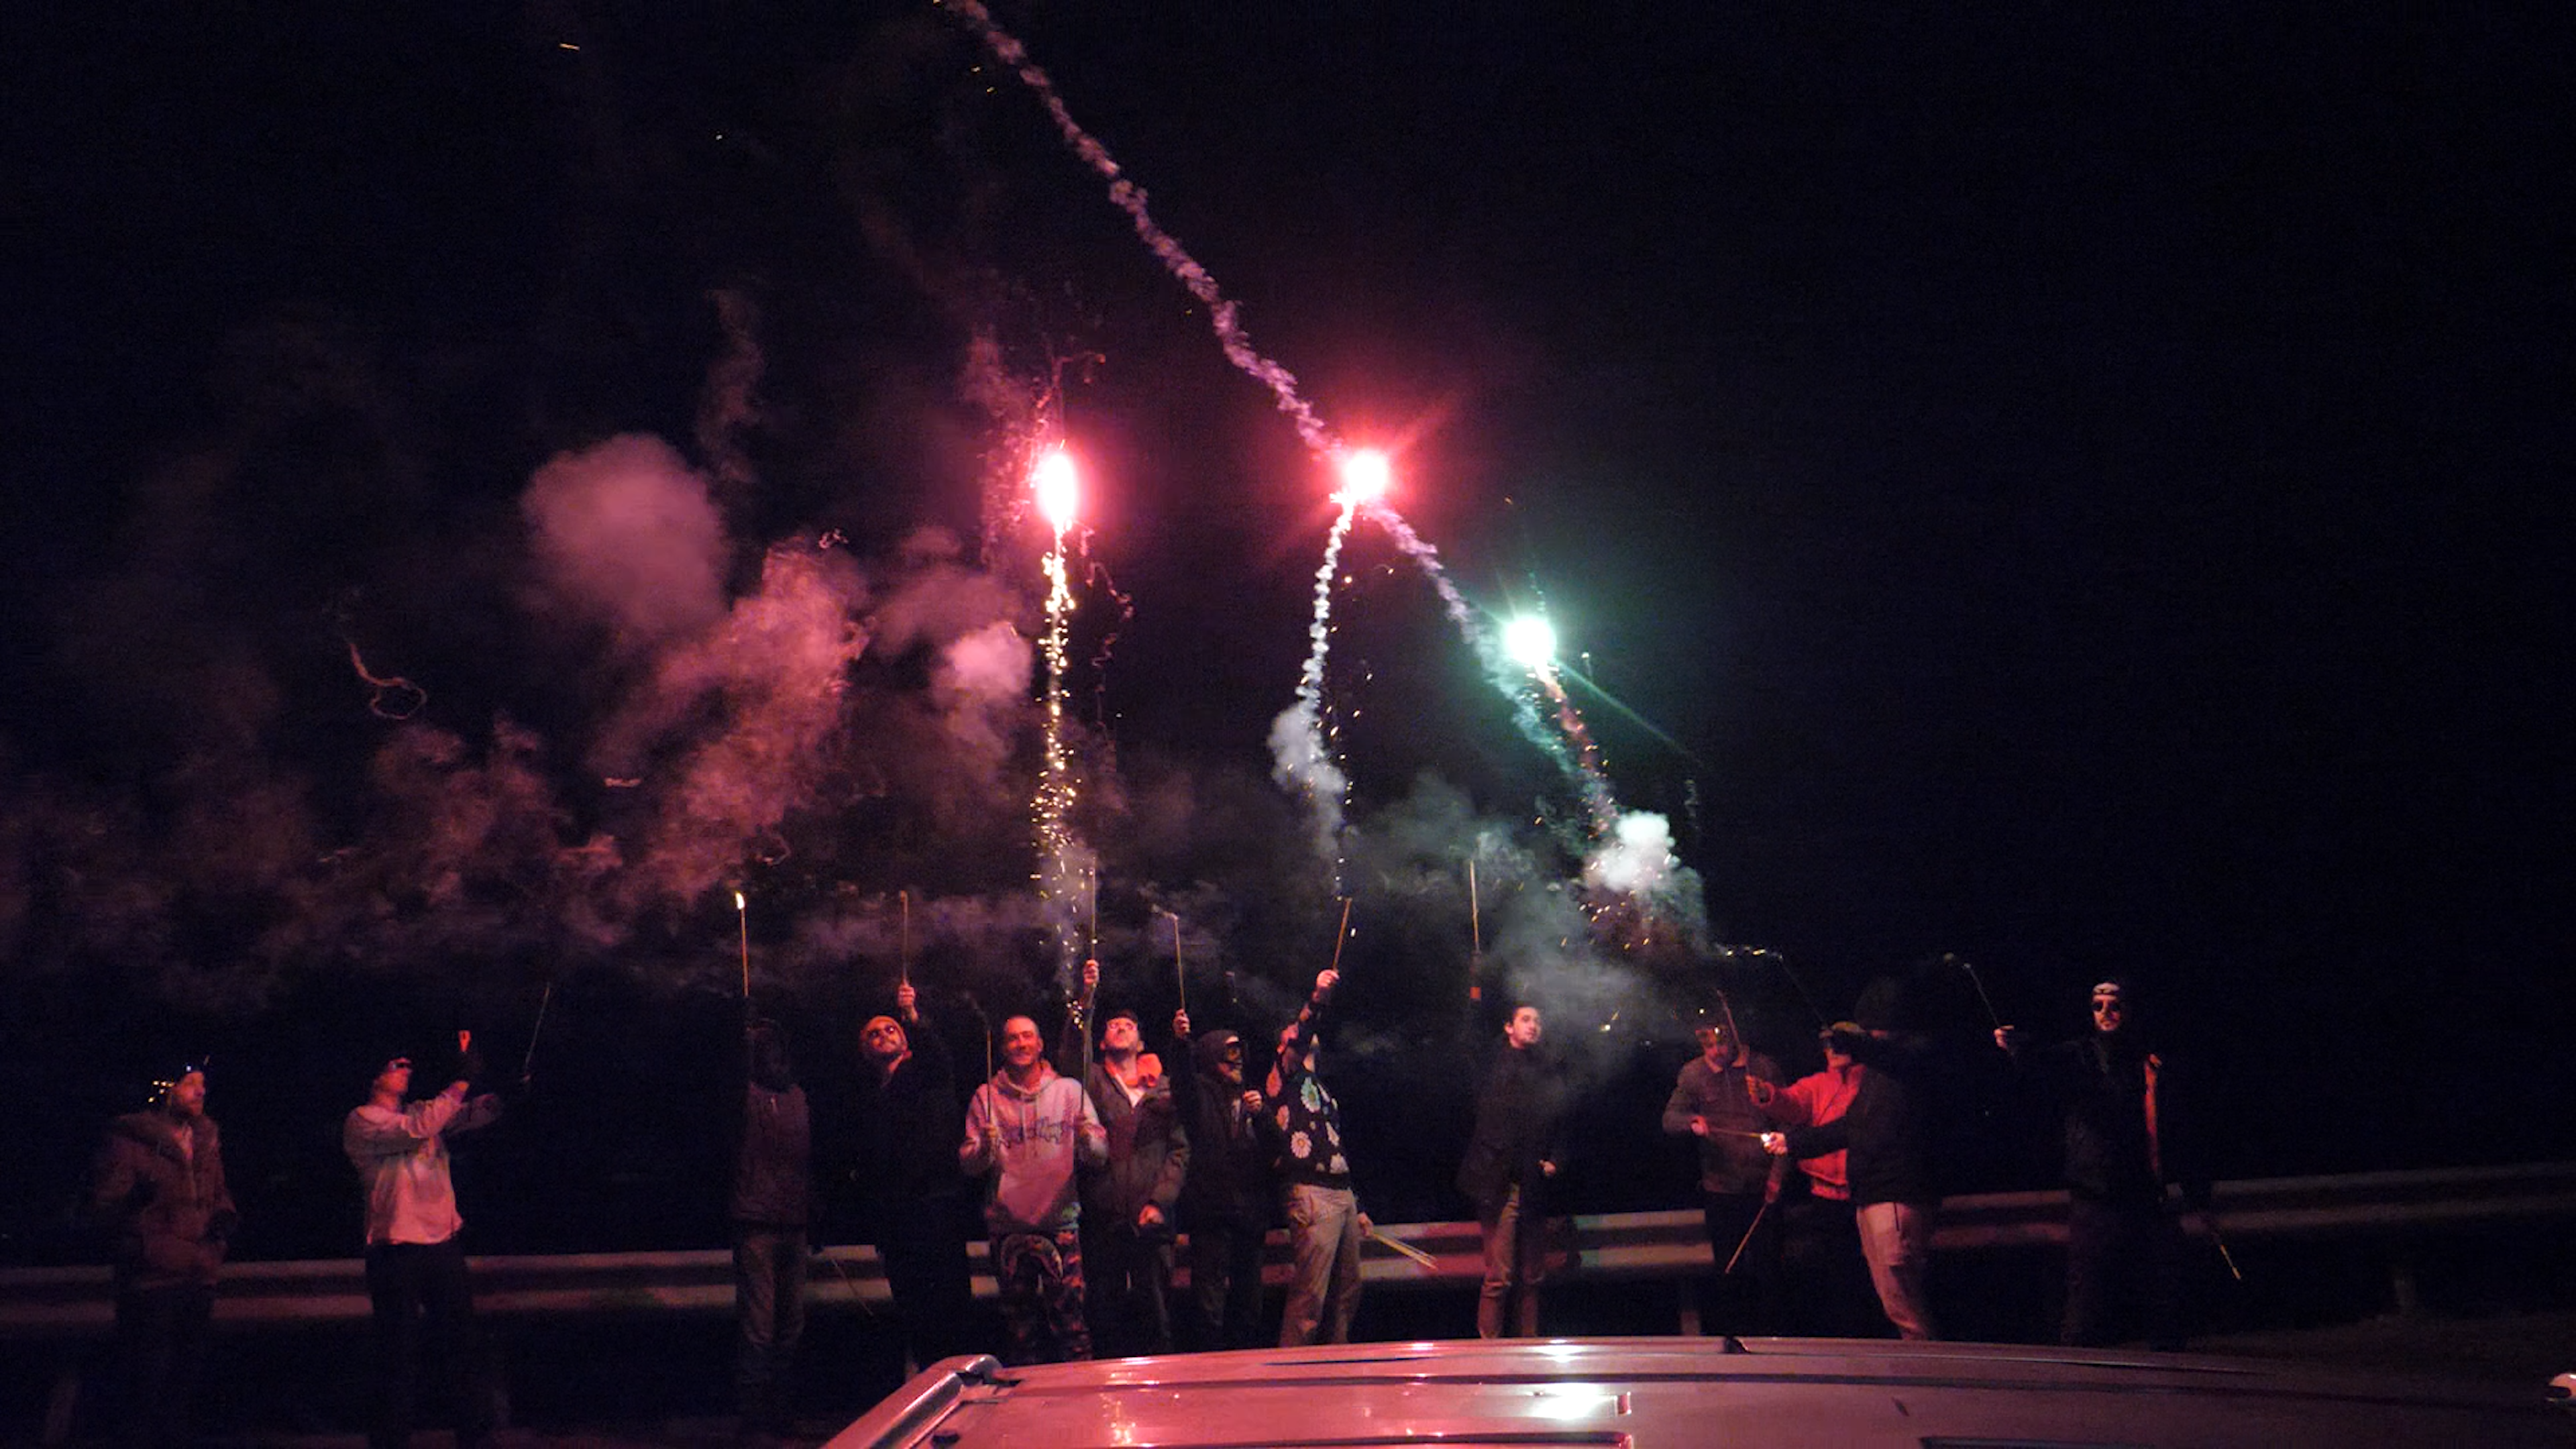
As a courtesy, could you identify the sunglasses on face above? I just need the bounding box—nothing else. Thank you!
[2092,999,2123,1012]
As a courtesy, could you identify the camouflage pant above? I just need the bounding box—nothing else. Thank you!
[992,1228,1091,1364]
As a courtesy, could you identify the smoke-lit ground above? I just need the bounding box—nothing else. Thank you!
[6,2,2571,1275]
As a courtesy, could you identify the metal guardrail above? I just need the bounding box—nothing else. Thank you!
[9,1161,2575,1440]
[8,1161,2576,1338]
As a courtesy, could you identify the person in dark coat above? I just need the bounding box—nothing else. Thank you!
[1764,979,1944,1340]
[1169,1009,1275,1350]
[91,1062,235,1449]
[728,1017,812,1437]
[1057,979,1189,1358]
[1456,1004,1566,1338]
[852,981,976,1372]
[1996,977,2212,1350]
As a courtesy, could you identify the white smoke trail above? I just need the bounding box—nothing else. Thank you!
[950,2,1648,894]
[942,0,1337,455]
[1270,500,1361,881]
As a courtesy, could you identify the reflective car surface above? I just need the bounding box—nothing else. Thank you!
[824,1336,2567,1449]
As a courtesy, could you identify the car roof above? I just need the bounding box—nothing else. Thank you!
[824,1336,2565,1449]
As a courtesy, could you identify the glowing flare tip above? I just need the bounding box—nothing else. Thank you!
[1504,615,1558,669]
[1032,449,1080,531]
[1334,448,1391,506]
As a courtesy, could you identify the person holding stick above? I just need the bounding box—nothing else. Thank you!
[343,1040,503,1449]
[91,1060,235,1449]
[1751,1022,1878,1336]
[1994,978,2214,1350]
[1761,979,1945,1341]
[1169,1005,1274,1350]
[1662,1010,1783,1335]
[1059,961,1189,1357]
[852,981,977,1375]
[1261,967,1368,1346]
[960,1010,1106,1364]
[726,1016,812,1438]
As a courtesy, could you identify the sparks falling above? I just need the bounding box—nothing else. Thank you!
[1030,447,1089,987]
[953,3,1680,930]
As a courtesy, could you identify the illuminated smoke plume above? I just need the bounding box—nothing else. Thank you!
[610,543,871,910]
[521,433,732,655]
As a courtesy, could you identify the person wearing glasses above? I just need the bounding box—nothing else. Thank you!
[1994,978,2212,1350]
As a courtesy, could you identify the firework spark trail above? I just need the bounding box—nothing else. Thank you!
[1274,498,1362,885]
[1362,503,1619,834]
[1031,452,1088,989]
[954,0,1638,864]
[945,0,1336,455]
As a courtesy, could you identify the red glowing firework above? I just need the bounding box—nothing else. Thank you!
[1334,447,1392,507]
[1033,447,1080,533]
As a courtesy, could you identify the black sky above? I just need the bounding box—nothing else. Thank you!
[5,0,2571,1227]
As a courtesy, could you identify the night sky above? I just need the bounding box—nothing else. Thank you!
[5,3,2568,1254]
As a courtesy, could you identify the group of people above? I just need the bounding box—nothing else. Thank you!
[85,968,2207,1447]
[1658,975,2210,1352]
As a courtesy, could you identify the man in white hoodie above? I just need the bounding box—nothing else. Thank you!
[343,1049,502,1449]
[960,1012,1107,1363]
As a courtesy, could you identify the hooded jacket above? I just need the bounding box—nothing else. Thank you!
[959,1062,1106,1234]
[1174,1030,1275,1230]
[92,1109,234,1292]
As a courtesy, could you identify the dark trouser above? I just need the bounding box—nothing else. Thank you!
[875,1195,976,1371]
[1777,1195,1877,1336]
[732,1223,806,1428]
[362,1239,494,1449]
[1697,1189,1774,1336]
[2064,1195,2190,1350]
[1081,1217,1176,1358]
[111,1281,212,1449]
[1476,1183,1548,1339]
[991,1228,1089,1364]
[1185,1219,1269,1350]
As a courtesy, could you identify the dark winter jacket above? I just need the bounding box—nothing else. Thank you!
[1660,1049,1784,1195]
[850,1018,969,1240]
[1456,1044,1568,1215]
[1173,1030,1274,1231]
[2024,1034,2207,1210]
[92,1110,235,1292]
[1784,1031,1941,1208]
[1079,1055,1189,1234]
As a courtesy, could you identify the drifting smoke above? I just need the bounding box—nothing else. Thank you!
[521,434,731,656]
